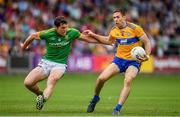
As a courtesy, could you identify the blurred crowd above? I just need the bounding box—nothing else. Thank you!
[0,0,180,59]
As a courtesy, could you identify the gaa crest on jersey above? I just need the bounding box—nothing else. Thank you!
[121,31,125,36]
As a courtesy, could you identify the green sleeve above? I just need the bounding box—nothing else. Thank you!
[70,28,81,41]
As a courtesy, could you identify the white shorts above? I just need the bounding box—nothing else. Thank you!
[38,59,67,76]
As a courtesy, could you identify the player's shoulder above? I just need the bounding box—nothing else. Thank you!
[127,22,142,30]
[38,28,56,39]
[40,28,56,34]
[110,26,119,34]
[110,26,118,31]
[45,28,56,32]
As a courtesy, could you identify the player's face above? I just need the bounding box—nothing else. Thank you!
[56,24,68,36]
[113,12,126,28]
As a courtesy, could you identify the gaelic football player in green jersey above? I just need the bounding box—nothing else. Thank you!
[22,16,101,110]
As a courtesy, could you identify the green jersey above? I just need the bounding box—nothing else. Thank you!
[39,28,81,64]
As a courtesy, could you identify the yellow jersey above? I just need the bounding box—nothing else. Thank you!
[110,22,145,60]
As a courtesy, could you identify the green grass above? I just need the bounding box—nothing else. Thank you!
[0,73,180,116]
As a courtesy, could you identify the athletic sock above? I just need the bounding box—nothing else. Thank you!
[43,94,48,102]
[36,91,43,96]
[115,104,122,111]
[43,98,47,102]
[92,95,100,102]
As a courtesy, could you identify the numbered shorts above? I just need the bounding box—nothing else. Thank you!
[38,59,67,76]
[112,57,141,73]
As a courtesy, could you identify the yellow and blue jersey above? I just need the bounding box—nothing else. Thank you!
[110,22,145,60]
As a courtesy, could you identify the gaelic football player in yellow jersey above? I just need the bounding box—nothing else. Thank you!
[85,9,151,115]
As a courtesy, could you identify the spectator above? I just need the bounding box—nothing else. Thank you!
[0,0,180,57]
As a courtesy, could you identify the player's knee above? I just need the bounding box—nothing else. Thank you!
[124,77,134,86]
[24,82,31,88]
[53,76,60,81]
[49,76,60,84]
[97,76,107,83]
[24,79,33,88]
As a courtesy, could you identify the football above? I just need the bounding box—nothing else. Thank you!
[131,46,146,60]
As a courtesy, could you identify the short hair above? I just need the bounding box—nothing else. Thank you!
[113,8,127,16]
[54,16,68,27]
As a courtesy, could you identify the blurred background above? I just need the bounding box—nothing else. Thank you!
[0,0,180,116]
[0,0,180,74]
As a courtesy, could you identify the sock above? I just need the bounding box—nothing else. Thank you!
[36,91,43,96]
[92,95,100,102]
[42,93,48,102]
[43,98,47,102]
[115,104,122,111]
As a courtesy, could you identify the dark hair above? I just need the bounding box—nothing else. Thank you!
[54,16,68,27]
[113,8,127,16]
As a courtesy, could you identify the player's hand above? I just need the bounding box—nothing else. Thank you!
[82,30,94,36]
[20,42,29,50]
[20,42,25,50]
[136,54,149,63]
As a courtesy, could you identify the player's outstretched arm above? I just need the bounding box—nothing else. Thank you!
[22,33,39,50]
[79,33,101,44]
[83,30,114,45]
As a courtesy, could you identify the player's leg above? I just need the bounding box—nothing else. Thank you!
[112,65,138,115]
[87,63,120,113]
[36,66,66,110]
[43,68,65,100]
[24,67,46,96]
[95,63,120,96]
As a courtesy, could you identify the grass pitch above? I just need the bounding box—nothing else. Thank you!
[0,73,180,116]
